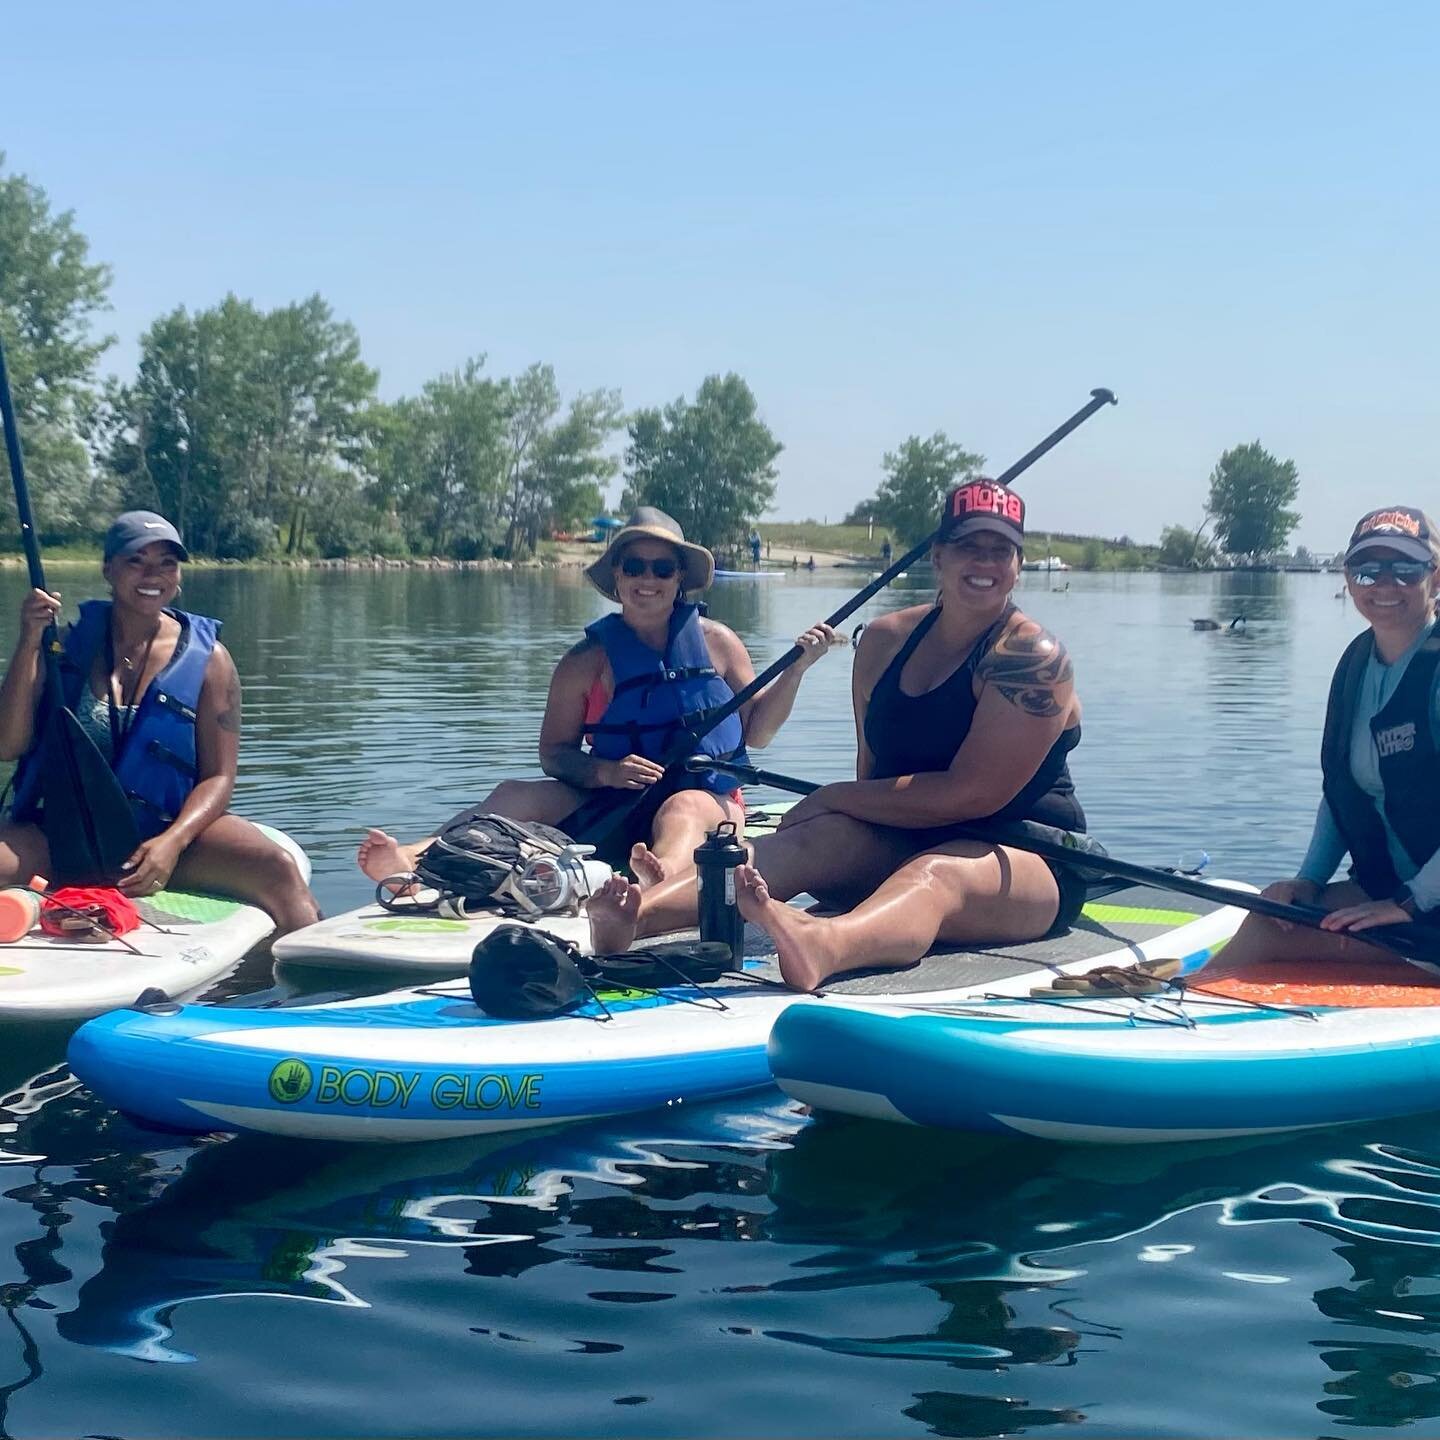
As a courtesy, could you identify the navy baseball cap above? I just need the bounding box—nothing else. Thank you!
[103,511,189,563]
[1344,506,1433,566]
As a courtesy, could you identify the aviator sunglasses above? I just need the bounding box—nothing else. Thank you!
[1346,558,1435,587]
[618,555,680,580]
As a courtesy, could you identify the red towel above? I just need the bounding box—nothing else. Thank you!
[40,886,142,939]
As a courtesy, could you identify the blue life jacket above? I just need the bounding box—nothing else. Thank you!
[1321,628,1440,900]
[11,601,221,840]
[584,602,748,796]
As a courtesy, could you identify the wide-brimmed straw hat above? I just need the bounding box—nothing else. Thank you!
[584,507,715,601]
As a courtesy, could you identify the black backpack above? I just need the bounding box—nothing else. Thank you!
[413,808,576,911]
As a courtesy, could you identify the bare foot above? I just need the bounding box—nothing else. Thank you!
[357,828,427,884]
[735,863,843,993]
[588,875,642,954]
[630,843,667,890]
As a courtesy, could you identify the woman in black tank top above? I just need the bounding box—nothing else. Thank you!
[589,479,1096,993]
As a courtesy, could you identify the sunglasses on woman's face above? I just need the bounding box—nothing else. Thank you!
[619,555,679,580]
[1347,558,1435,587]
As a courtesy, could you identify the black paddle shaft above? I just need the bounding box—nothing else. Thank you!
[693,757,1440,967]
[685,387,1118,751]
[0,332,141,881]
[0,338,57,664]
[579,387,1118,851]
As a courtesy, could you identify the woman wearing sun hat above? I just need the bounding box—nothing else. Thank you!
[1198,504,1440,978]
[0,510,320,931]
[588,479,1094,990]
[358,506,841,888]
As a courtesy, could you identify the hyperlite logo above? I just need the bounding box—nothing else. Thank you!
[1376,721,1417,757]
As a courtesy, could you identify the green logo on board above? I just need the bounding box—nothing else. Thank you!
[269,1058,313,1104]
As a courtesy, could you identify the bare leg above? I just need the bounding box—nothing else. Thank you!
[1194,881,1404,979]
[171,814,321,934]
[0,823,52,887]
[356,778,584,883]
[630,790,745,890]
[589,812,923,955]
[736,840,1061,992]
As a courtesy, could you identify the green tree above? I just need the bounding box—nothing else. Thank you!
[0,153,113,537]
[1205,441,1300,558]
[394,359,509,557]
[623,374,780,551]
[499,364,561,558]
[845,433,984,547]
[1158,523,1216,568]
[1081,538,1104,570]
[519,387,623,551]
[108,295,377,557]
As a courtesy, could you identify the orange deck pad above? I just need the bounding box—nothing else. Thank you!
[1196,957,1440,1008]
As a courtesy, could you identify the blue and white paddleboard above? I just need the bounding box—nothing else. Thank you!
[68,883,1244,1142]
[768,984,1440,1145]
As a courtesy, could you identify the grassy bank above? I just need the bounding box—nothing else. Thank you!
[758,523,1158,569]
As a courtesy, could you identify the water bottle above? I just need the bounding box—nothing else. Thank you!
[0,876,46,942]
[694,822,747,965]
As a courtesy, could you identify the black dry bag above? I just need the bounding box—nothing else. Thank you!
[468,923,590,1019]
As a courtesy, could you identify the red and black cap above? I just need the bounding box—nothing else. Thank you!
[938,479,1025,548]
[1344,507,1433,566]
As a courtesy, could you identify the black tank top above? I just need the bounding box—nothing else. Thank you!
[863,605,1084,831]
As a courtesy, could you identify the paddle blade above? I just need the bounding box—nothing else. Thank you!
[38,706,141,884]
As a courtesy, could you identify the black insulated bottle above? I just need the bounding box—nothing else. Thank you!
[695,821,747,965]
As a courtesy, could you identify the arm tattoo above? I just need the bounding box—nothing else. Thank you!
[982,626,1072,719]
[217,672,242,734]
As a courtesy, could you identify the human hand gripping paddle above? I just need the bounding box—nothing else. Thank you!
[685,756,1440,969]
[0,333,140,883]
[577,388,1119,858]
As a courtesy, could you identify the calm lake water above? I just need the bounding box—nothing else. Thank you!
[5,564,1439,1438]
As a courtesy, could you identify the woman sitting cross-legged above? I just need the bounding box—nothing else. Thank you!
[588,479,1091,991]
[0,512,320,933]
[358,507,841,889]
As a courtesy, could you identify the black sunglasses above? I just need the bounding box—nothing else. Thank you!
[619,556,680,580]
[1346,558,1434,587]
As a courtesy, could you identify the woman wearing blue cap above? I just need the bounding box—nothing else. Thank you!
[1200,505,1440,977]
[0,511,320,931]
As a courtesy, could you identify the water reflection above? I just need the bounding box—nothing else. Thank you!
[0,566,1431,1434]
[0,1084,1430,1432]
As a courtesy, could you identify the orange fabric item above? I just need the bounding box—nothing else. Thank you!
[40,886,142,939]
[1196,956,1440,1008]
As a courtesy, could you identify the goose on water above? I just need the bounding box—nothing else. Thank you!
[1192,615,1247,631]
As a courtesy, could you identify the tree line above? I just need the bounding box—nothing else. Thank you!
[843,431,1303,564]
[0,153,1302,563]
[0,156,785,560]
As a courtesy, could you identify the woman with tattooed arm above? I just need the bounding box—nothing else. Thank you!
[589,480,1089,991]
[0,512,319,932]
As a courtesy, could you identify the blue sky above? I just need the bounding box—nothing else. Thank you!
[6,1,1435,549]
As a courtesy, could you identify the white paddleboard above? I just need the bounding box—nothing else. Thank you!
[274,803,794,975]
[0,824,310,1022]
[273,905,592,973]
